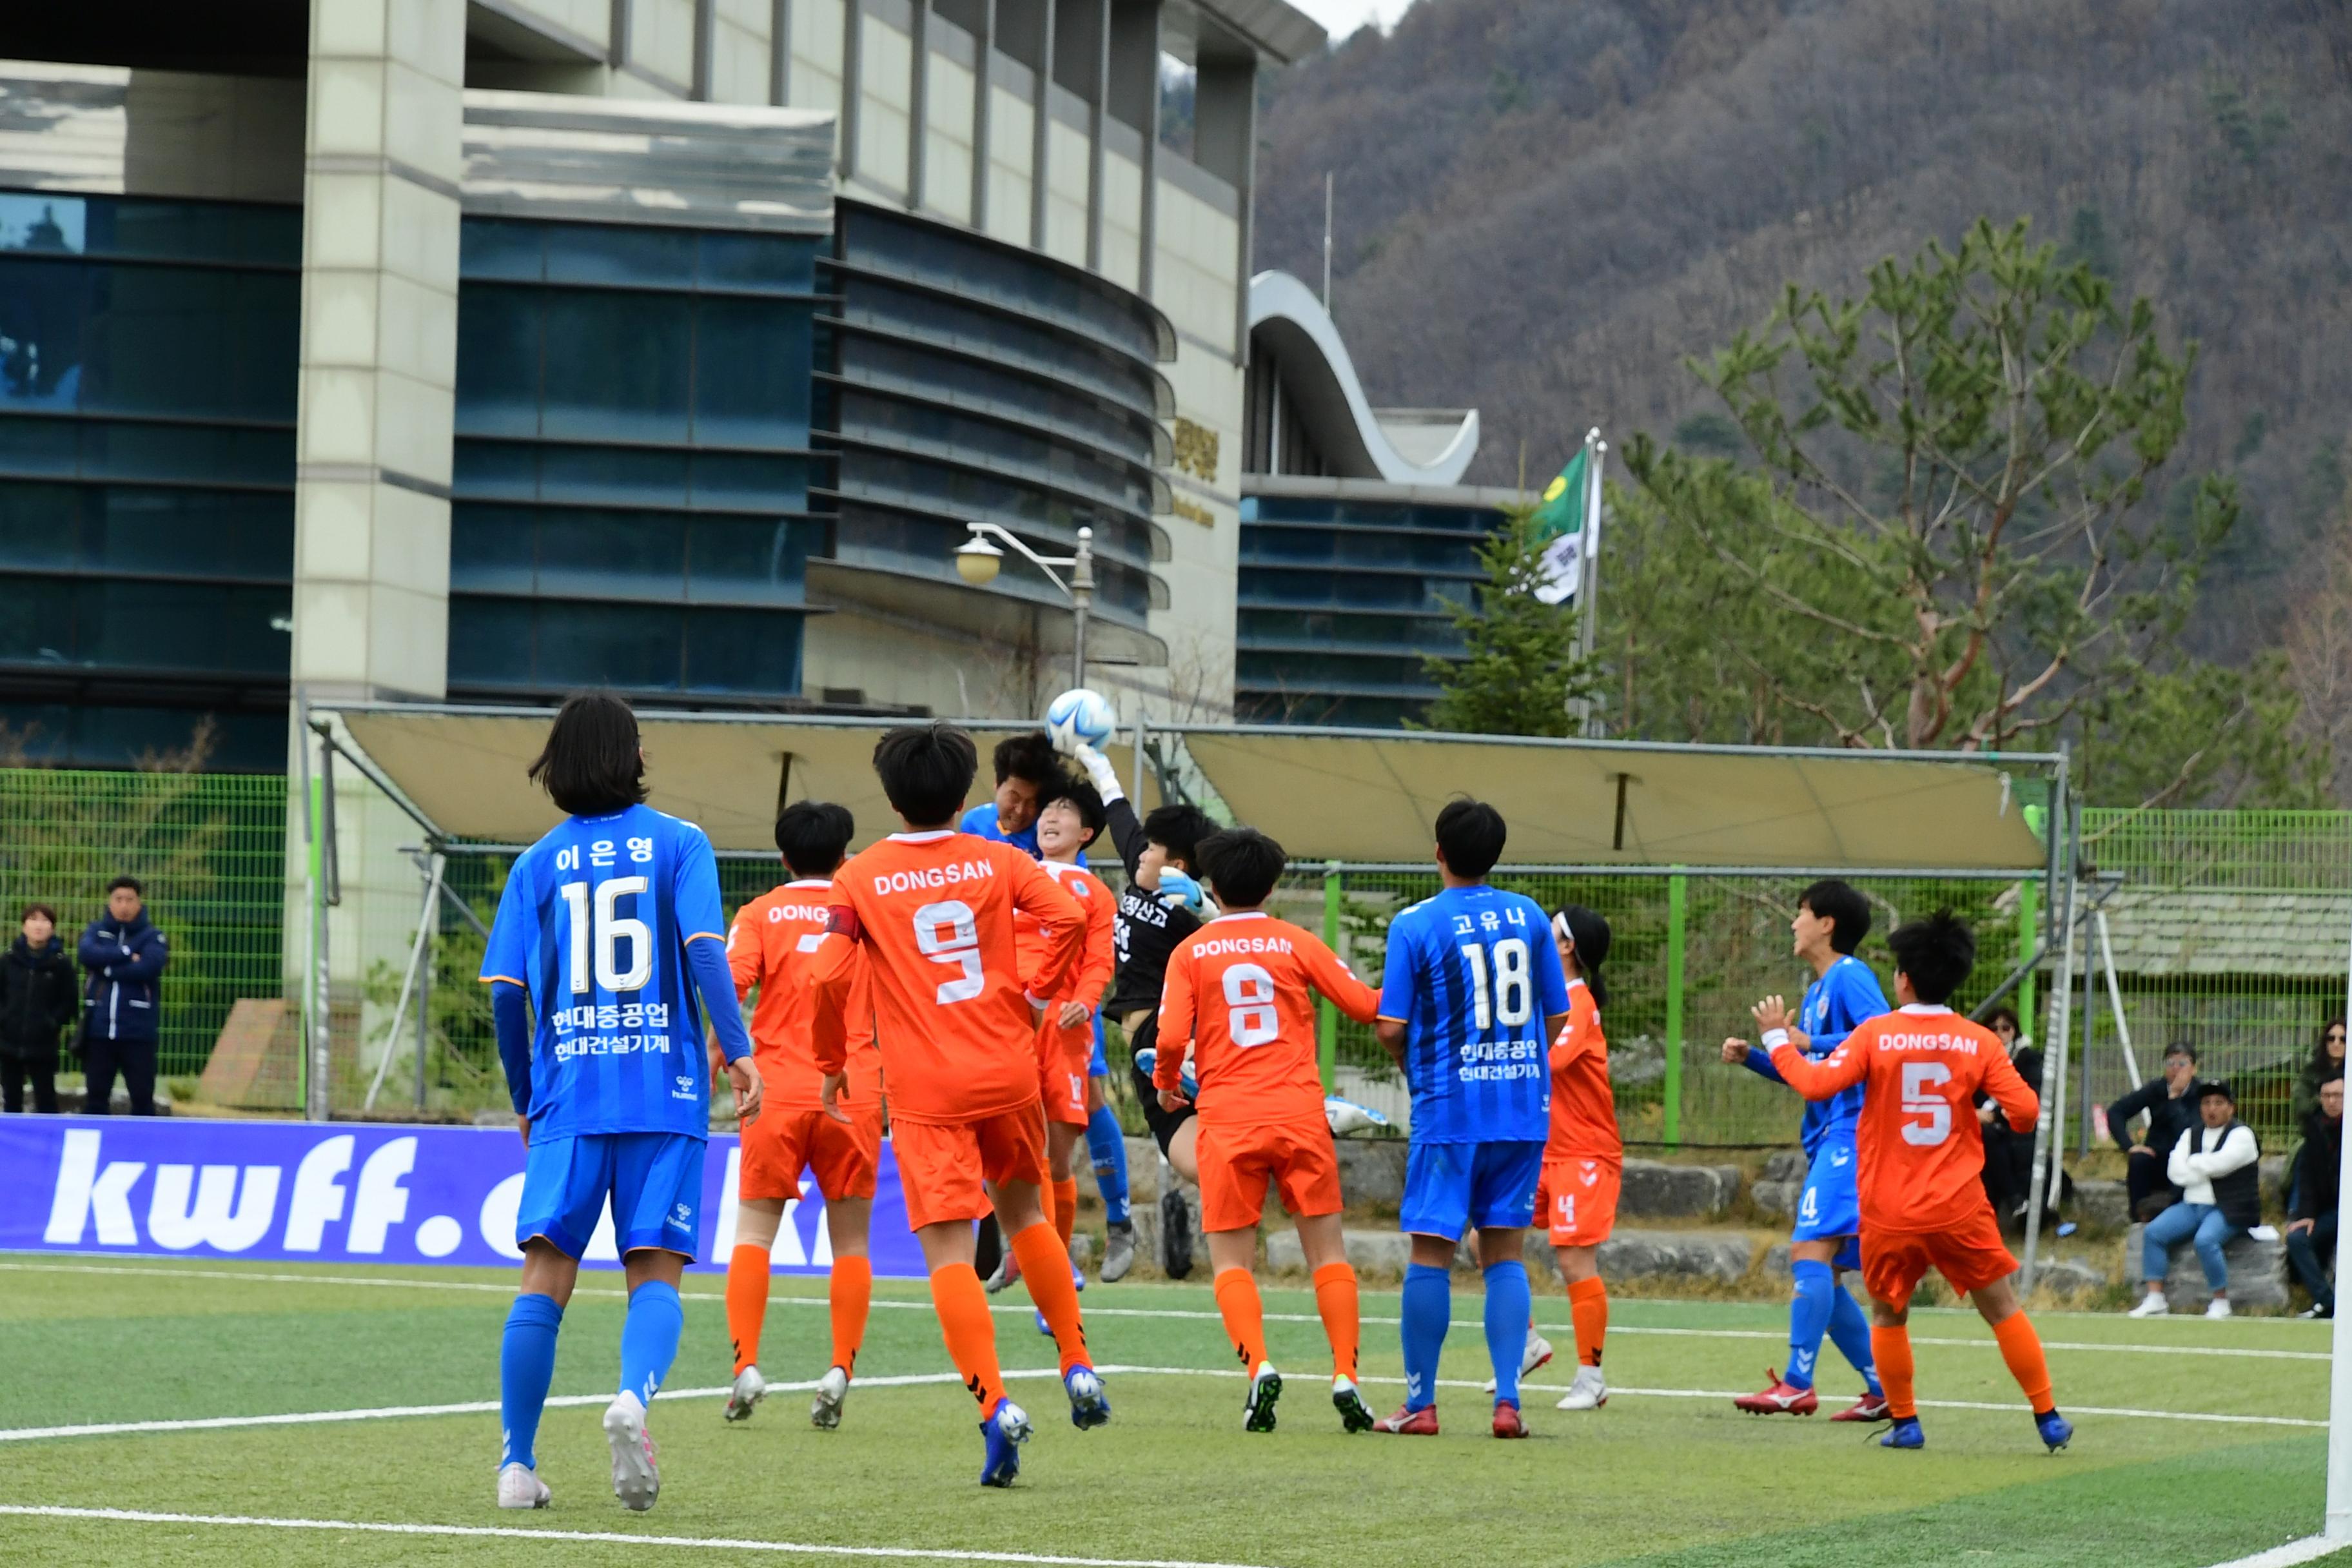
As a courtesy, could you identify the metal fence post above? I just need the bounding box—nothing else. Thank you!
[1664,870,1687,1147]
[1319,860,1341,1093]
[2015,879,2038,1044]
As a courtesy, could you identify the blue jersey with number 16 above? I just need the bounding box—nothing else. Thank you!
[1378,885,1571,1144]
[480,804,729,1141]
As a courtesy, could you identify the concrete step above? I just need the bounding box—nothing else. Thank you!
[2122,1221,2289,1309]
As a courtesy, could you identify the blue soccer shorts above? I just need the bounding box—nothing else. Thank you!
[1400,1139,1546,1241]
[1088,1014,1109,1078]
[517,1131,706,1262]
[1792,1136,1863,1271]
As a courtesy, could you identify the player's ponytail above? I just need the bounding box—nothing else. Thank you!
[1553,904,1612,1008]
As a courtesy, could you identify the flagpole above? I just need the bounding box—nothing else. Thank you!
[1576,430,1603,736]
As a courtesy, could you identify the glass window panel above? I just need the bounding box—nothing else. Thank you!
[0,483,79,569]
[70,420,293,487]
[453,439,541,500]
[698,233,818,295]
[689,451,808,508]
[692,299,812,447]
[0,573,76,662]
[90,488,293,578]
[0,259,93,410]
[79,580,289,674]
[459,219,546,282]
[535,601,684,691]
[449,503,539,595]
[683,607,801,694]
[540,291,691,444]
[543,224,698,289]
[91,198,300,268]
[534,510,686,601]
[70,266,298,421]
[689,518,808,603]
[0,416,78,476]
[534,442,690,507]
[449,596,534,686]
[0,195,87,254]
[455,286,545,438]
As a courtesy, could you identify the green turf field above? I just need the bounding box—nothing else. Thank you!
[0,1252,2337,1568]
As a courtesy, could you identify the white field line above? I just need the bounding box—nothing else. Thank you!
[0,1364,2320,1444]
[2198,1536,2346,1568]
[0,1505,1282,1568]
[2,1259,2327,1363]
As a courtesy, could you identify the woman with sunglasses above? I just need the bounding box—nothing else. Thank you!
[2297,1019,2348,1127]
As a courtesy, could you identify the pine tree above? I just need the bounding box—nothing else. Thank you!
[1422,507,1598,737]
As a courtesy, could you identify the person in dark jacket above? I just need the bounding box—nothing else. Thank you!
[77,876,169,1115]
[2130,1080,2261,1319]
[1977,1007,2041,1222]
[1,903,79,1113]
[2288,1073,2342,1319]
[2295,1018,2347,1126]
[2107,1041,2202,1222]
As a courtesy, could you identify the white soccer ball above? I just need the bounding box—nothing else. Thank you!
[1046,687,1118,752]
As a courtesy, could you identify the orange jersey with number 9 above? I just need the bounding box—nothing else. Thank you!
[1155,912,1379,1127]
[1767,1003,2038,1233]
[812,830,1083,1125]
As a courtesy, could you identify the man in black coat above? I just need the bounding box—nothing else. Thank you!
[2289,1073,2342,1319]
[77,876,170,1115]
[1,903,79,1113]
[2107,1041,2202,1222]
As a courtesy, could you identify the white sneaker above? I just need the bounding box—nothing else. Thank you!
[1483,1330,1554,1393]
[810,1364,850,1429]
[2206,1297,2233,1320]
[2127,1293,2170,1318]
[496,1462,549,1510]
[603,1391,660,1513]
[724,1364,767,1423]
[1555,1364,1608,1411]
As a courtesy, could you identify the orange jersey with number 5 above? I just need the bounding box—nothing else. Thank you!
[1545,979,1619,1164]
[812,830,1083,1125]
[1767,1003,2038,1233]
[726,877,878,1110]
[1155,912,1379,1127]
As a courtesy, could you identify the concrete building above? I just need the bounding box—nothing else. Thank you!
[0,0,1326,771]
[1235,270,1518,727]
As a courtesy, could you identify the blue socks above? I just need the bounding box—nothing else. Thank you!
[1400,1262,1451,1411]
[1826,1277,1881,1395]
[1086,1101,1131,1227]
[619,1279,683,1407]
[500,1292,564,1471]
[1786,1260,1834,1391]
[1482,1259,1531,1409]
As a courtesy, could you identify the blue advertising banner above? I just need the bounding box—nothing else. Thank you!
[0,1117,923,1277]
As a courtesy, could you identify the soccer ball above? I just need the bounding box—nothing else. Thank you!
[1046,687,1118,752]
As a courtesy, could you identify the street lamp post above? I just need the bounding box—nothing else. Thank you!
[954,522,1095,690]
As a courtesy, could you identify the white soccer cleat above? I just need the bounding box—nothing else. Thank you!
[1483,1329,1554,1393]
[496,1462,550,1510]
[2205,1297,2234,1320]
[810,1364,850,1429]
[2126,1293,2170,1318]
[1324,1096,1390,1136]
[603,1391,660,1513]
[724,1364,767,1423]
[1555,1365,1608,1411]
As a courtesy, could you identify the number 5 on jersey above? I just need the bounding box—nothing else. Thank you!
[1901,1061,1953,1146]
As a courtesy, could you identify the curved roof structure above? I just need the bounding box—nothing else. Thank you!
[1247,270,1479,486]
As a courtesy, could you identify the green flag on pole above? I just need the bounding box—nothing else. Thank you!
[1531,447,1598,606]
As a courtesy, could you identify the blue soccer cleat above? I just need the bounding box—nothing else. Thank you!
[979,1398,1032,1487]
[2035,1409,2073,1452]
[1134,1047,1197,1102]
[1879,1415,1925,1450]
[1065,1364,1112,1429]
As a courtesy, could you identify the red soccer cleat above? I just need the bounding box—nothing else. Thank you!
[1828,1391,1890,1423]
[1372,1404,1440,1435]
[1732,1368,1819,1416]
[1492,1404,1529,1439]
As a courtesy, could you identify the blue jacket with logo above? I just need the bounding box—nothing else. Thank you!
[78,914,169,1044]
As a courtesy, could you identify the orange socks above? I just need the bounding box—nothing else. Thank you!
[1052,1177,1079,1252]
[1010,1220,1089,1375]
[1870,1324,1916,1420]
[930,1261,1006,1416]
[1215,1268,1269,1370]
[829,1254,872,1377]
[1312,1261,1360,1381]
[725,1244,770,1375]
[1992,1311,2055,1415]
[1568,1276,1609,1367]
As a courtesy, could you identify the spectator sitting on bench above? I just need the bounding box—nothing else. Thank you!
[2130,1079,2260,1320]
[2106,1041,2201,1223]
[2288,1073,2342,1320]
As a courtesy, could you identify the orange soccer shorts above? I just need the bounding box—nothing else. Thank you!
[1861,1204,2019,1312]
[738,1103,881,1202]
[890,1106,1050,1231]
[1540,1155,1620,1248]
[1196,1117,1343,1234]
[1037,1015,1090,1128]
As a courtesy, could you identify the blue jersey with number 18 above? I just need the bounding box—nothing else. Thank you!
[479,803,729,1141]
[1377,885,1571,1144]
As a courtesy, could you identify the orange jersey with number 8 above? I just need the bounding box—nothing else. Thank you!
[1155,912,1379,1127]
[1767,1003,2039,1233]
[813,830,1083,1125]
